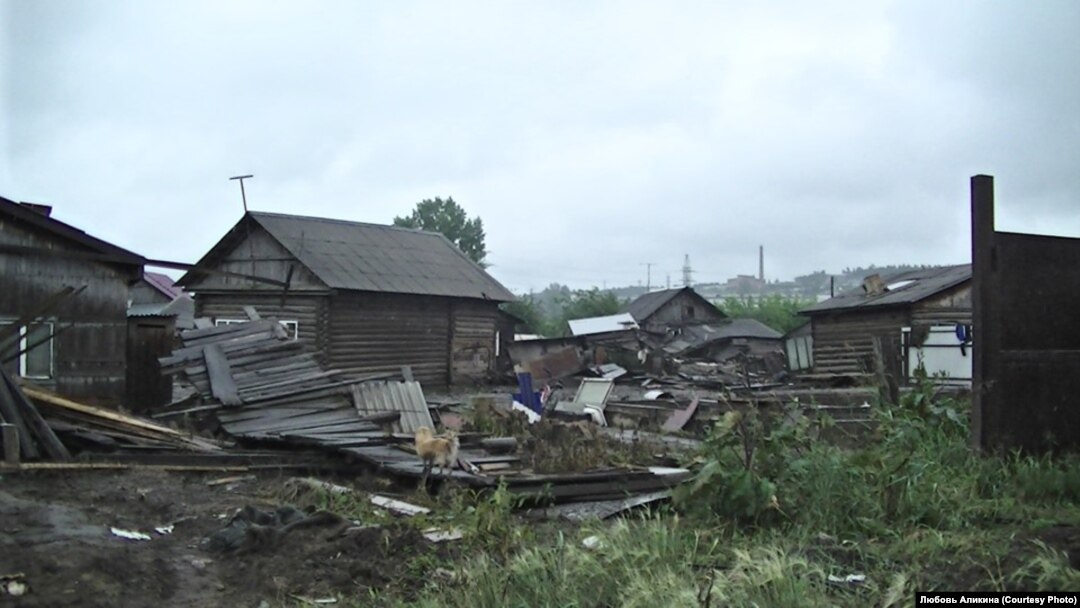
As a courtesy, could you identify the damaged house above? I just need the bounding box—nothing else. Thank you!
[624,287,727,332]
[799,264,972,379]
[0,196,145,404]
[179,212,515,387]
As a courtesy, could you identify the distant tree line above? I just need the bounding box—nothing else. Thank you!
[718,294,813,334]
[501,284,622,337]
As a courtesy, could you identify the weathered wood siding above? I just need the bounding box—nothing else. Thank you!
[810,308,910,375]
[450,300,499,384]
[912,284,972,326]
[327,292,451,386]
[126,316,175,412]
[184,225,326,292]
[0,217,134,403]
[641,291,726,332]
[194,293,330,360]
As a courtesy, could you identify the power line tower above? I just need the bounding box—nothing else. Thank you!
[682,254,693,287]
[641,262,655,291]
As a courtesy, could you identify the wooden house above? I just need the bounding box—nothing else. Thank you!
[624,287,727,333]
[799,264,972,377]
[0,197,145,404]
[179,212,516,387]
[128,271,195,330]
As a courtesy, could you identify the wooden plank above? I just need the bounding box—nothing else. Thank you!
[5,375,70,461]
[19,384,210,442]
[2,423,19,464]
[203,343,241,406]
[0,379,39,460]
[237,370,342,398]
[224,416,380,436]
[662,394,700,432]
[179,318,275,343]
[243,306,261,321]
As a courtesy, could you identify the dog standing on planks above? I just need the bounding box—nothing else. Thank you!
[414,426,459,481]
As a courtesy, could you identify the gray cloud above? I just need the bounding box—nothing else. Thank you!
[4,0,1078,292]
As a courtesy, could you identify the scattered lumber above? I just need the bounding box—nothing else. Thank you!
[18,382,222,454]
[0,367,70,461]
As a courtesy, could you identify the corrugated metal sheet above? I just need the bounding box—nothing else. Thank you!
[241,212,514,301]
[802,265,971,315]
[568,313,638,336]
[351,381,433,434]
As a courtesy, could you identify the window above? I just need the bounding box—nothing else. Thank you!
[215,318,299,340]
[685,306,696,319]
[0,321,55,379]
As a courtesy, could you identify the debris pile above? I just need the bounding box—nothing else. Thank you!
[159,318,434,447]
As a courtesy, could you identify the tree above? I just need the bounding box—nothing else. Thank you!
[393,197,487,265]
[553,288,623,336]
[718,294,813,334]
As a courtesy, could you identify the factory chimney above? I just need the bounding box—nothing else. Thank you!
[758,245,764,281]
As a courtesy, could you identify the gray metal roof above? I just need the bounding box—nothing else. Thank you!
[245,212,514,301]
[624,287,725,322]
[800,264,971,315]
[663,319,782,354]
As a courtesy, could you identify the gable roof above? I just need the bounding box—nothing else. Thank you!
[142,271,185,300]
[624,287,726,322]
[183,212,514,302]
[0,196,145,268]
[800,264,971,315]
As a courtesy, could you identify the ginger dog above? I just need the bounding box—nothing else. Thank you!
[414,426,459,478]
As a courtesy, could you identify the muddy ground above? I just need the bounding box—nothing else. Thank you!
[0,468,450,608]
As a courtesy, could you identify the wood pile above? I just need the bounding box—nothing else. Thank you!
[0,367,70,461]
[21,384,222,453]
[159,318,434,446]
[0,366,222,462]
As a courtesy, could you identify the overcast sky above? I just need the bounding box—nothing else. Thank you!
[4,1,1079,293]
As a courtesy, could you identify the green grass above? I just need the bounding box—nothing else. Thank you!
[311,380,1080,607]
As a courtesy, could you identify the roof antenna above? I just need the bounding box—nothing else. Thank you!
[229,174,254,212]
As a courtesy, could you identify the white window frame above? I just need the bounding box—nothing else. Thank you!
[215,318,299,341]
[0,320,55,379]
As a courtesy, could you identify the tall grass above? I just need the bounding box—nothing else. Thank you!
[385,377,1080,606]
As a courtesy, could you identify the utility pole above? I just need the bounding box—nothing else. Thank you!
[641,262,655,292]
[229,174,254,212]
[682,254,693,287]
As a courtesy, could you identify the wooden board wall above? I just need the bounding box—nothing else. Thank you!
[327,292,451,387]
[0,217,133,403]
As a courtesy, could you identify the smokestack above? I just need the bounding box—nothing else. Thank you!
[758,245,764,281]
